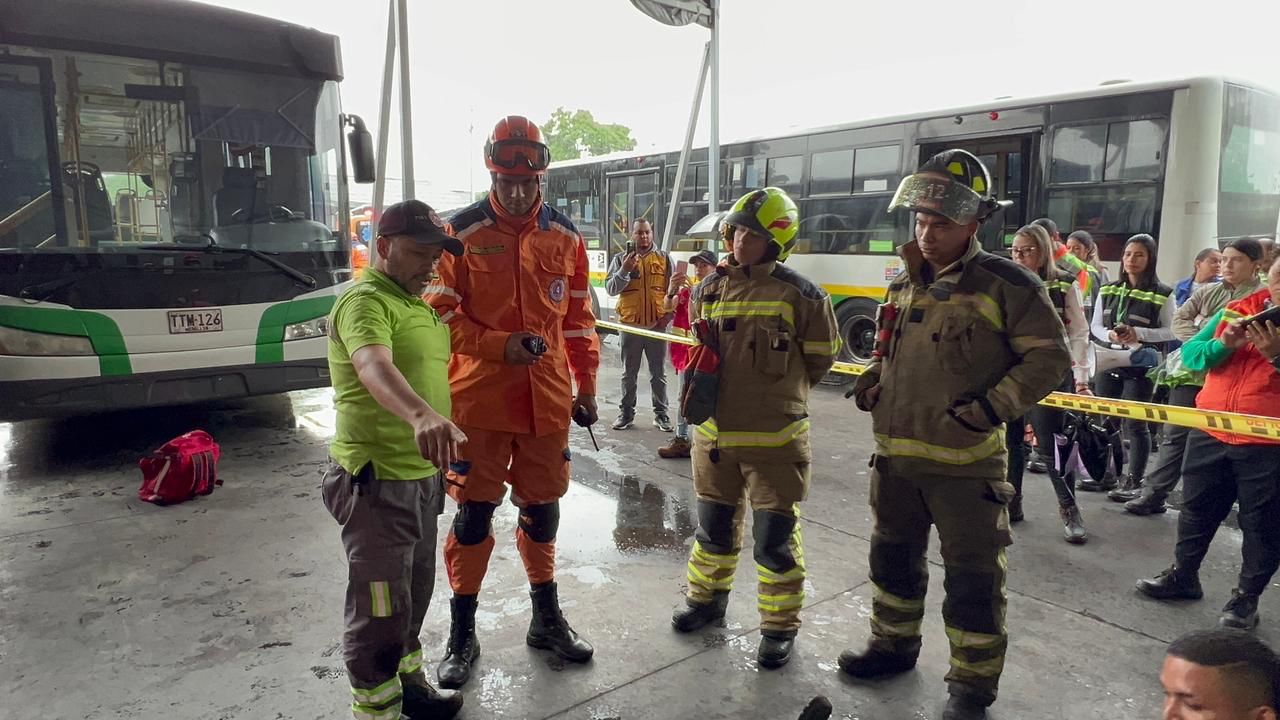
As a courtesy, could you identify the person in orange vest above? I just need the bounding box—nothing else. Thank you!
[423,115,600,689]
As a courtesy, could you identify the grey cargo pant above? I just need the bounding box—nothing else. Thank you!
[322,461,444,718]
[619,327,669,417]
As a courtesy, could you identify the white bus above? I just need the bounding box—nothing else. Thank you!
[0,0,375,421]
[545,76,1280,362]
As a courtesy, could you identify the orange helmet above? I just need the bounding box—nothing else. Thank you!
[484,115,551,176]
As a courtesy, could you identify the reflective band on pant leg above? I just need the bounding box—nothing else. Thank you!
[686,498,742,602]
[351,674,402,719]
[397,649,424,675]
[753,507,805,630]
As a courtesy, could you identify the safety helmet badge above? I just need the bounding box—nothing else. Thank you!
[888,148,1008,225]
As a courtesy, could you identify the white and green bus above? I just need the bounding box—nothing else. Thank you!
[0,0,375,421]
[547,76,1280,362]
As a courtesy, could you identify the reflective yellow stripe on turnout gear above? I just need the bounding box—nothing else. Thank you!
[351,675,402,706]
[801,338,842,356]
[703,300,795,327]
[698,418,811,448]
[874,430,1005,465]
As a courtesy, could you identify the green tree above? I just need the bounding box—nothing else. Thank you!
[541,107,637,161]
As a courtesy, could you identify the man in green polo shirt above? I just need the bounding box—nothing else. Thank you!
[322,199,466,720]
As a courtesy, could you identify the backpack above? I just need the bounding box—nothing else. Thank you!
[138,430,222,505]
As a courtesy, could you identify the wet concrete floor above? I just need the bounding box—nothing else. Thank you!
[2,340,1277,719]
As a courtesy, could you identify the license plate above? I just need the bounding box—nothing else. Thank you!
[167,308,223,334]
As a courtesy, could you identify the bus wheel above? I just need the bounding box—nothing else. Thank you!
[836,298,878,365]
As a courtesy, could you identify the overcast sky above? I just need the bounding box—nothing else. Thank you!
[203,0,1279,203]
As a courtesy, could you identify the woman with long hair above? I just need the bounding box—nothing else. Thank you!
[1064,230,1107,312]
[1087,233,1176,495]
[1005,224,1092,542]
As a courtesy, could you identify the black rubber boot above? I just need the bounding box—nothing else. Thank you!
[401,681,463,720]
[672,591,729,633]
[1007,494,1024,523]
[943,694,988,720]
[837,642,919,678]
[436,595,480,690]
[1077,472,1118,492]
[1124,490,1168,516]
[758,630,796,669]
[527,581,594,662]
[1136,566,1204,600]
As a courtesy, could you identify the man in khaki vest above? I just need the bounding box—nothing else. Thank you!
[605,218,673,431]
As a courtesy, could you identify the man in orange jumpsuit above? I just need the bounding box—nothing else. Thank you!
[424,115,600,690]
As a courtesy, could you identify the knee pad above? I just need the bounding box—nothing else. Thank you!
[452,501,497,545]
[518,501,560,543]
[694,499,738,554]
[752,509,799,573]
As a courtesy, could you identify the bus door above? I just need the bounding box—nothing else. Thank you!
[605,170,662,261]
[919,135,1037,252]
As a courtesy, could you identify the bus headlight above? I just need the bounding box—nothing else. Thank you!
[284,316,329,341]
[0,325,95,356]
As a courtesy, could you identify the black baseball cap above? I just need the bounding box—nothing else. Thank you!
[690,250,717,267]
[377,199,463,256]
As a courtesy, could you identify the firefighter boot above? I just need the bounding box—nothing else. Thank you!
[437,595,480,690]
[758,629,796,669]
[837,640,921,679]
[672,590,729,632]
[401,681,463,720]
[527,581,594,662]
[943,694,987,720]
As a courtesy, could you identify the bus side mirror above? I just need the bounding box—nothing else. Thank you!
[344,114,376,184]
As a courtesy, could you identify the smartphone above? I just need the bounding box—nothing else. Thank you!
[674,260,688,277]
[1242,305,1280,326]
[625,241,635,253]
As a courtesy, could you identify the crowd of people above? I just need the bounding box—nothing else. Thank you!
[318,113,1280,720]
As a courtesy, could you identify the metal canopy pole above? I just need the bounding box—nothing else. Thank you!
[396,0,414,200]
[661,41,711,253]
[372,0,396,226]
[707,0,719,222]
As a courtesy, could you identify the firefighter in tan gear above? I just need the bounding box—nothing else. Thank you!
[839,151,1071,720]
[670,187,840,669]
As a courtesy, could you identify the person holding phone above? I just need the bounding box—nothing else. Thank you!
[605,218,675,432]
[1136,254,1280,631]
[658,250,719,459]
[1086,234,1175,494]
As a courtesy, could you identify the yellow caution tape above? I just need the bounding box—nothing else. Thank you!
[593,320,1280,440]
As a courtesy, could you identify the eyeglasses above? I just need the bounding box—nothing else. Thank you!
[1010,247,1040,257]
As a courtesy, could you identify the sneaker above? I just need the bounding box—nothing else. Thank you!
[657,437,691,459]
[612,414,635,430]
[1220,589,1260,630]
[654,414,674,433]
[1060,503,1087,544]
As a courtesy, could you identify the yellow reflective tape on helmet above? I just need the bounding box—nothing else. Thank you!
[874,431,1005,465]
[947,161,965,177]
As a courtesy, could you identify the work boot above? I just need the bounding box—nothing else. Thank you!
[401,681,463,720]
[654,414,674,433]
[1007,494,1024,523]
[758,630,796,669]
[1077,472,1117,492]
[1136,566,1204,600]
[1107,475,1143,502]
[527,581,594,662]
[943,694,988,720]
[437,595,480,690]
[658,436,691,459]
[1059,503,1087,545]
[612,413,634,430]
[672,591,729,633]
[1124,490,1168,516]
[837,643,919,678]
[1220,589,1261,630]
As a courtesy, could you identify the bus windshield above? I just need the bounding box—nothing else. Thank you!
[1219,84,1280,240]
[0,49,347,256]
